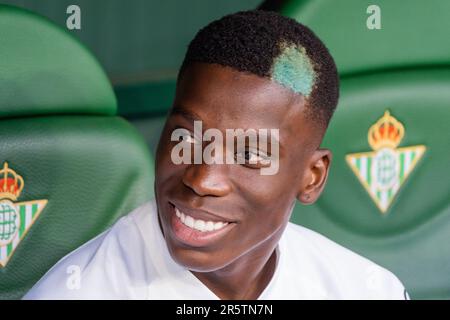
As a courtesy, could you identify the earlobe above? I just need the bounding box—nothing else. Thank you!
[299,193,311,203]
[298,149,332,204]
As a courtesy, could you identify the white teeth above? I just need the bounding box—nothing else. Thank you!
[205,221,215,232]
[214,222,225,230]
[185,215,195,228]
[175,207,229,232]
[194,220,205,232]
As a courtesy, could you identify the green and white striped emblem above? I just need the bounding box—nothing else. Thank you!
[0,162,47,267]
[0,200,47,267]
[346,111,426,214]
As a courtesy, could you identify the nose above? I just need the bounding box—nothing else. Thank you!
[182,163,232,197]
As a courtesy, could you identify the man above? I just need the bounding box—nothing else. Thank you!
[25,10,407,300]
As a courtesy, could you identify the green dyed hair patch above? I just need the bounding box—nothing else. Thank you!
[271,43,316,97]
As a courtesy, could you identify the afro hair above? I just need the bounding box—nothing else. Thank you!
[179,10,339,128]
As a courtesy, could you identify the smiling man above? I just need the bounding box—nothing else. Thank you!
[25,10,408,300]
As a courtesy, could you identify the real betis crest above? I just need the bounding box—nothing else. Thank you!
[0,162,47,267]
[346,111,426,214]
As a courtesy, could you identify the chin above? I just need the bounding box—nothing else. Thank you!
[165,238,232,272]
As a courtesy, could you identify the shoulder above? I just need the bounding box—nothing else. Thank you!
[282,223,408,300]
[23,201,156,300]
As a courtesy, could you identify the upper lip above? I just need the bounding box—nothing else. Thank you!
[170,201,236,223]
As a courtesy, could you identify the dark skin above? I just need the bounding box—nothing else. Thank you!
[155,62,332,300]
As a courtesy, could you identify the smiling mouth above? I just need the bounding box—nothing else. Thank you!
[175,207,229,232]
[169,203,236,247]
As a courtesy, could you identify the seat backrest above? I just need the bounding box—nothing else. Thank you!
[280,0,450,299]
[0,5,155,299]
[115,81,175,153]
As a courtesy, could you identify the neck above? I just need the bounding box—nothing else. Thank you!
[191,243,278,300]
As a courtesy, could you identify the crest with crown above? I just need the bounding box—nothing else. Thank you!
[0,162,25,201]
[0,162,47,267]
[346,110,426,214]
[368,111,405,151]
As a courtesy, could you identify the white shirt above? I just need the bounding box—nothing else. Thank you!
[24,200,407,300]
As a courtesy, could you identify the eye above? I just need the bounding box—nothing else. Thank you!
[179,132,200,145]
[235,149,271,168]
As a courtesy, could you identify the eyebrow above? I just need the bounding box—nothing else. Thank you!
[171,105,202,123]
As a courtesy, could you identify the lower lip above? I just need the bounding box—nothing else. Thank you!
[169,206,235,247]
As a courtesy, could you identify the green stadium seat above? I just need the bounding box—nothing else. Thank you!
[0,5,154,299]
[115,81,175,153]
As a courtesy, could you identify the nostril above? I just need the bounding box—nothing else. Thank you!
[182,165,232,197]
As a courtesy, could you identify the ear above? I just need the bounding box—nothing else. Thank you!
[297,149,332,204]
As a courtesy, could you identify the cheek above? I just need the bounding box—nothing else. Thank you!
[235,162,299,211]
[234,172,296,235]
[156,147,173,174]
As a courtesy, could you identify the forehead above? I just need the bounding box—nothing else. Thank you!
[175,63,307,132]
